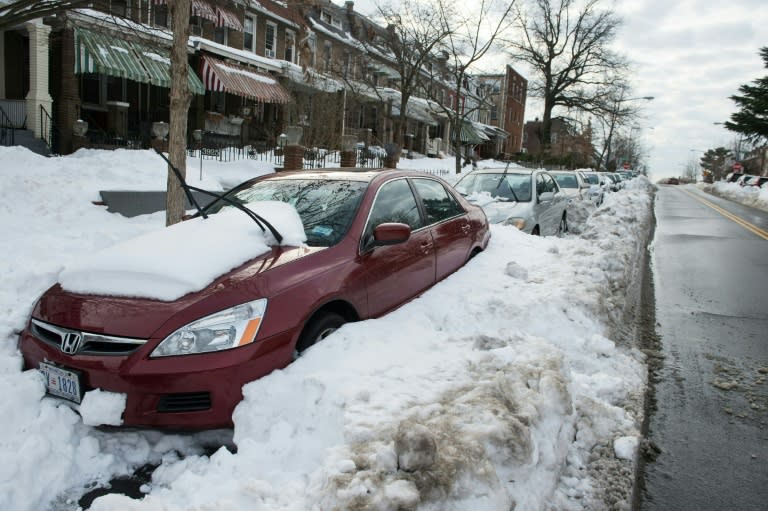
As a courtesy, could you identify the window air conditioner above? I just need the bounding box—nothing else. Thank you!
[265,49,275,59]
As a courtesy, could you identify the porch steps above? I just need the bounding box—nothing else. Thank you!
[6,129,51,157]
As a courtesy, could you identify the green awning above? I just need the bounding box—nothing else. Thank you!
[74,27,204,95]
[458,121,490,145]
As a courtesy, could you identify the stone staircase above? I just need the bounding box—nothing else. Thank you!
[5,129,52,156]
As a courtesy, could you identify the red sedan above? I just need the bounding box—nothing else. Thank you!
[19,169,490,429]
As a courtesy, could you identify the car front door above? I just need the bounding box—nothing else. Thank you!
[359,178,436,317]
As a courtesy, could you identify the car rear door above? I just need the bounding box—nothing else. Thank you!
[410,178,473,281]
[359,178,436,317]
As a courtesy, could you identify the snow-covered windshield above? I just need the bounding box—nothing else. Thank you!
[209,178,369,247]
[581,172,600,185]
[455,173,532,202]
[551,173,579,189]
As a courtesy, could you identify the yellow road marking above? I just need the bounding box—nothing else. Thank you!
[679,188,768,241]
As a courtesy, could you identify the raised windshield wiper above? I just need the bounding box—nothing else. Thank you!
[495,161,518,202]
[154,149,283,243]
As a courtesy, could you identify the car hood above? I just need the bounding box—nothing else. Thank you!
[467,198,531,224]
[32,245,323,339]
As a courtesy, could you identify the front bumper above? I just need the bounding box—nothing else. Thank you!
[20,326,296,430]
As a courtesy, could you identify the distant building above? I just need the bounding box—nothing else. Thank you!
[475,65,527,158]
[523,117,594,168]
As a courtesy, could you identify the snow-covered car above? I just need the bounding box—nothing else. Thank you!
[576,171,605,205]
[18,169,491,429]
[548,170,592,203]
[454,168,568,235]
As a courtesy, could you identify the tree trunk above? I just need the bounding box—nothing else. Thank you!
[166,0,193,227]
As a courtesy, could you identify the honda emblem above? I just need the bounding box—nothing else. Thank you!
[61,332,82,355]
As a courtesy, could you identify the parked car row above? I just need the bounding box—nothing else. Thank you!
[19,164,638,430]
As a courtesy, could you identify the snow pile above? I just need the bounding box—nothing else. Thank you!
[701,180,768,212]
[60,202,306,300]
[0,147,653,511]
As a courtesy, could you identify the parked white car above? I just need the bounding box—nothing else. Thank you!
[549,170,592,203]
[576,171,606,205]
[454,168,568,236]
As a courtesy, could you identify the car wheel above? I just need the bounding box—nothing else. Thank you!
[557,213,568,236]
[295,312,346,354]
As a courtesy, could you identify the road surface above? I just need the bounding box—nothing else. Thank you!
[640,185,768,510]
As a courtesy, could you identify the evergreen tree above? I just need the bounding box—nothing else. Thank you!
[725,47,768,144]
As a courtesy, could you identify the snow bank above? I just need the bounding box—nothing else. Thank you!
[700,181,768,212]
[0,148,654,511]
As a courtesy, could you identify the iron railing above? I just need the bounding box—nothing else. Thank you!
[0,99,26,128]
[40,105,60,154]
[0,105,16,147]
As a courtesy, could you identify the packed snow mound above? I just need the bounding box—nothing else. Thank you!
[700,181,768,212]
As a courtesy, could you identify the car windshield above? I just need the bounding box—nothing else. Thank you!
[455,172,532,202]
[206,178,369,247]
[552,173,579,188]
[581,173,600,185]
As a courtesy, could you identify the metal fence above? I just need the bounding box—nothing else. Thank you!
[185,140,386,170]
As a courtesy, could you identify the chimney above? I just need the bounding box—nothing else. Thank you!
[345,1,354,12]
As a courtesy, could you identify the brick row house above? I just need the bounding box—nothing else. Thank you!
[0,0,528,159]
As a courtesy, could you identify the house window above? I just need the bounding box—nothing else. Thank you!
[190,16,203,37]
[321,10,333,24]
[490,105,498,121]
[265,22,277,58]
[244,16,255,52]
[153,3,168,28]
[285,30,296,63]
[111,0,128,17]
[214,25,228,45]
[323,41,332,72]
[343,51,351,78]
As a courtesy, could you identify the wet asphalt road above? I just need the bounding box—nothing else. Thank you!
[640,185,768,510]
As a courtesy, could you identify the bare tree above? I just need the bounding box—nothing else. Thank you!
[510,0,627,152]
[165,0,193,226]
[430,0,516,174]
[592,84,643,171]
[366,0,452,147]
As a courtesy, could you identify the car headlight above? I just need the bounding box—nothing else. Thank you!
[504,217,526,230]
[151,299,267,357]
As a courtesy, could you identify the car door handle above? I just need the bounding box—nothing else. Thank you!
[420,241,433,254]
[460,223,471,234]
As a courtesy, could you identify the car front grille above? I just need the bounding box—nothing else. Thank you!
[30,319,147,356]
[157,392,212,413]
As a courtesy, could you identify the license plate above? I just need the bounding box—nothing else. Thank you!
[39,362,82,403]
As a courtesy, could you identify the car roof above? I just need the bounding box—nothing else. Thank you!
[463,168,535,175]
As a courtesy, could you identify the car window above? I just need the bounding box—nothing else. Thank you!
[366,178,423,236]
[205,178,368,247]
[552,174,578,188]
[582,173,600,185]
[543,173,558,192]
[411,178,464,225]
[536,174,546,195]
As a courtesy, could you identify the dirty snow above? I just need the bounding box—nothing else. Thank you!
[0,147,655,510]
[699,180,768,212]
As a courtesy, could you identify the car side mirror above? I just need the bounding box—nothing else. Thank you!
[373,222,411,246]
[539,191,555,203]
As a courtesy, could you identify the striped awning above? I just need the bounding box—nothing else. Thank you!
[216,6,243,31]
[74,27,204,95]
[458,121,490,145]
[200,55,291,103]
[154,0,219,24]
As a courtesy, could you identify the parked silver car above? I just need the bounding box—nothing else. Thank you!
[577,171,607,205]
[454,168,568,235]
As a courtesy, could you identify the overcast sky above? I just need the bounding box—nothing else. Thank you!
[348,0,768,180]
